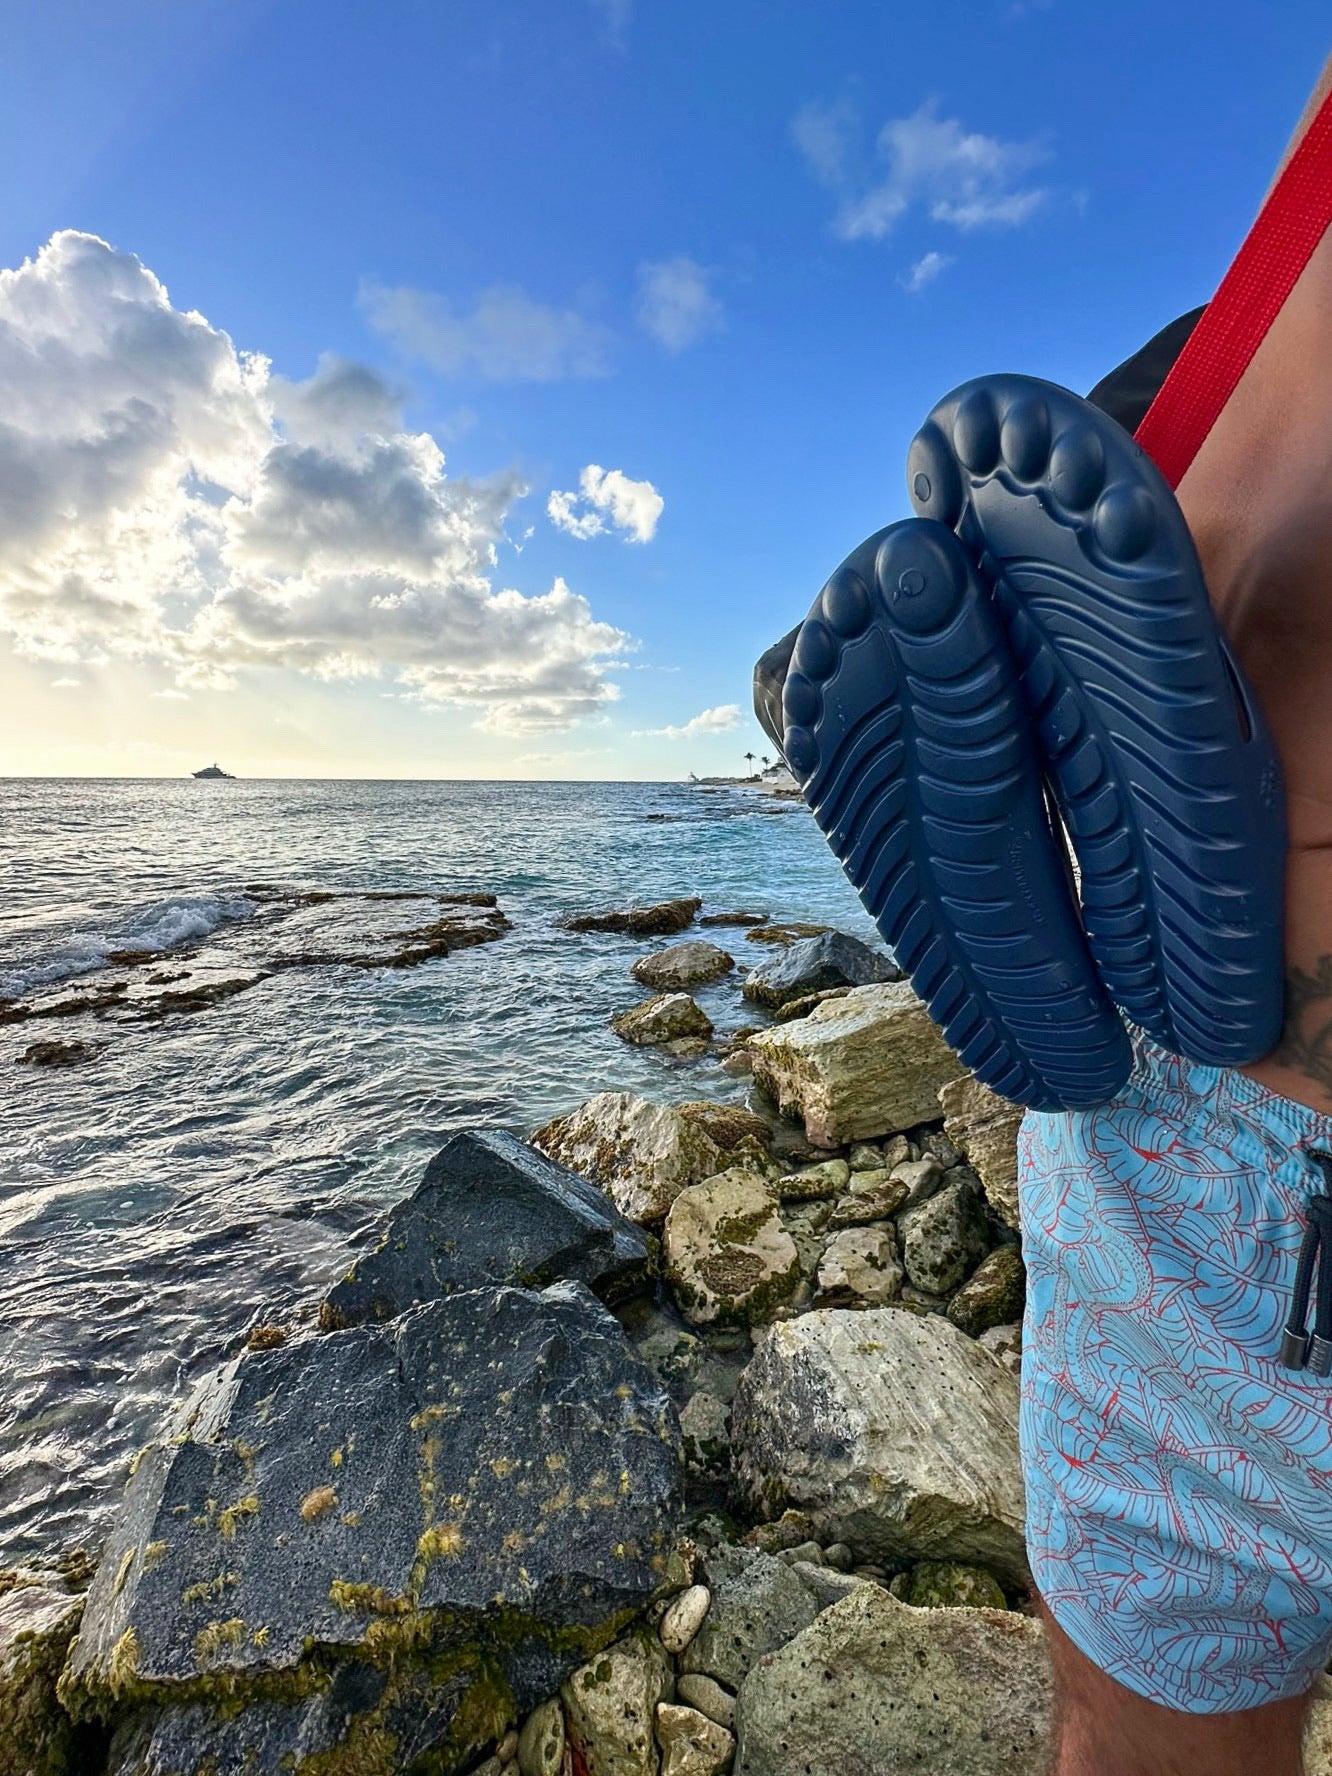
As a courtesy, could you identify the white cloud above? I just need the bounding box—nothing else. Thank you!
[0,232,632,734]
[636,258,724,352]
[548,465,663,544]
[51,677,80,689]
[898,250,955,293]
[151,688,190,700]
[795,98,1050,242]
[634,703,740,740]
[360,280,613,382]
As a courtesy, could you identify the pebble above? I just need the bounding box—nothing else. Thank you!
[891,1155,944,1206]
[517,1698,565,1776]
[675,1672,737,1731]
[660,1582,711,1653]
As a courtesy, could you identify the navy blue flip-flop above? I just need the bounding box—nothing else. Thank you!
[907,375,1286,1067]
[779,517,1132,1111]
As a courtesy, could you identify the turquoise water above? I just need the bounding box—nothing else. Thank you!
[0,777,877,1562]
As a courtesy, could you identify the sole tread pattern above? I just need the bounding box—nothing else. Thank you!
[909,375,1286,1066]
[781,519,1131,1111]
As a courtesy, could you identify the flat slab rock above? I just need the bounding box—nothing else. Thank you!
[749,983,964,1148]
[733,1585,1051,1776]
[321,1128,652,1329]
[66,1282,683,1721]
[730,1307,1027,1584]
[565,898,702,937]
[532,1093,771,1226]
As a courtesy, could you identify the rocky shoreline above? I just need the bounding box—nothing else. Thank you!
[8,892,1332,1774]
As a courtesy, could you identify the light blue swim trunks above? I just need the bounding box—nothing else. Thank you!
[1019,1034,1332,1713]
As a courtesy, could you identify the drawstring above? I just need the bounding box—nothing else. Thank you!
[1280,1151,1332,1373]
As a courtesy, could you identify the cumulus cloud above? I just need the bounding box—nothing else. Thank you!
[0,232,631,732]
[634,703,740,740]
[547,465,663,544]
[51,677,80,689]
[794,98,1050,240]
[899,250,955,293]
[636,258,723,352]
[359,279,613,382]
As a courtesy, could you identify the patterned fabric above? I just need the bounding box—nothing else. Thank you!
[1020,1036,1332,1712]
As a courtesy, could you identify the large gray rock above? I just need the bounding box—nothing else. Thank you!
[0,1571,84,1776]
[631,942,734,992]
[741,933,899,1009]
[321,1128,652,1329]
[733,1586,1051,1776]
[678,1546,821,1690]
[664,1168,801,1327]
[897,1170,989,1295]
[566,899,702,937]
[612,994,713,1049]
[532,1095,770,1226]
[939,1075,1024,1230]
[749,985,964,1147]
[730,1308,1027,1585]
[63,1282,683,1757]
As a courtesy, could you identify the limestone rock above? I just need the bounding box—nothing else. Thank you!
[655,1701,735,1776]
[773,1159,848,1201]
[632,943,734,992]
[846,1144,883,1171]
[733,1585,1051,1776]
[749,984,964,1147]
[664,1169,801,1326]
[741,933,899,1009]
[771,987,852,1024]
[659,1584,711,1654]
[562,1629,673,1776]
[978,1321,1023,1375]
[518,1697,566,1776]
[899,1560,1007,1609]
[897,1170,989,1295]
[948,1245,1026,1338]
[321,1128,652,1329]
[742,921,831,948]
[566,898,702,937]
[826,1175,907,1230]
[532,1094,769,1226]
[815,1227,903,1307]
[612,994,713,1048]
[0,1572,83,1776]
[65,1283,683,1750]
[939,1075,1024,1230]
[698,910,768,928]
[891,1154,943,1206]
[678,1394,729,1472]
[675,1673,735,1732]
[730,1308,1027,1584]
[678,1546,821,1690]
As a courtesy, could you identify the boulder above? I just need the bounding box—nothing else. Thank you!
[939,1075,1024,1230]
[655,1701,735,1776]
[733,1586,1051,1776]
[631,943,734,992]
[0,1571,84,1775]
[321,1129,652,1329]
[532,1096,769,1227]
[771,987,852,1024]
[63,1282,683,1763]
[897,1560,1007,1610]
[698,911,768,928]
[897,1171,990,1295]
[730,1308,1027,1585]
[948,1245,1026,1338]
[562,1628,674,1776]
[815,1228,903,1308]
[749,985,964,1148]
[741,933,899,1009]
[664,1169,802,1327]
[612,995,713,1048]
[566,899,702,938]
[678,1546,821,1690]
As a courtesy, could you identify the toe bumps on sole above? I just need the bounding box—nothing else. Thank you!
[908,374,1287,1067]
[783,518,1132,1112]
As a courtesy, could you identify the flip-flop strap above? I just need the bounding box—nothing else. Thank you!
[1135,85,1332,490]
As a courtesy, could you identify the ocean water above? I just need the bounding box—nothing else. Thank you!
[0,776,877,1564]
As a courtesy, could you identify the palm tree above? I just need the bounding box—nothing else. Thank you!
[760,754,772,772]
[743,750,756,777]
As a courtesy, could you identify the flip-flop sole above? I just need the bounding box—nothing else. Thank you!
[907,375,1286,1066]
[782,518,1132,1111]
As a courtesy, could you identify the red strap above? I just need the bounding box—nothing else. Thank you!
[1135,85,1332,489]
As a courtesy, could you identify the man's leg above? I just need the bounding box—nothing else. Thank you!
[1041,1605,1313,1776]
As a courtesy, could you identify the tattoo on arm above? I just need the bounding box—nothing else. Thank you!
[1272,955,1332,1090]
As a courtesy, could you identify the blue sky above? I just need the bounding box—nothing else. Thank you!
[0,0,1326,779]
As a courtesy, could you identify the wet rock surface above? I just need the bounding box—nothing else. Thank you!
[630,943,734,992]
[565,899,702,938]
[612,994,714,1049]
[320,1128,653,1329]
[65,1281,683,1762]
[741,933,899,1010]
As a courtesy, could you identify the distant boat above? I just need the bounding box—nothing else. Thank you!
[192,763,235,780]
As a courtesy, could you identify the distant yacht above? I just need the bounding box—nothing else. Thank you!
[191,763,235,780]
